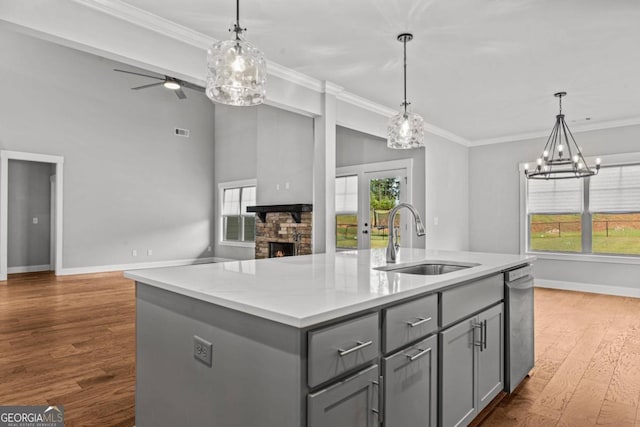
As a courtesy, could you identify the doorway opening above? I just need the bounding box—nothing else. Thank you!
[1,151,64,281]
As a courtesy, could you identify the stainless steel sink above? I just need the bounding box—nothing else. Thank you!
[374,261,480,275]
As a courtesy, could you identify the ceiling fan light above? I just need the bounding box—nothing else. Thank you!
[163,80,181,90]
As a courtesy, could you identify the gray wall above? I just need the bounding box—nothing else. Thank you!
[214,104,314,260]
[0,28,216,269]
[469,124,640,289]
[8,160,53,269]
[337,126,470,251]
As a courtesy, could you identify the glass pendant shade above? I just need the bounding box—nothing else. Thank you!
[206,34,267,106]
[387,108,425,149]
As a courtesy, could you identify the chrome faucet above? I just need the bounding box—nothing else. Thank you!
[386,203,426,263]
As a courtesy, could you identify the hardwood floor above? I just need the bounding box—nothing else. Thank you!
[0,272,135,427]
[482,288,640,427]
[2,273,640,426]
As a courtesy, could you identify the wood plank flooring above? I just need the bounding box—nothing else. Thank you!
[482,288,640,427]
[0,272,135,427]
[2,273,640,426]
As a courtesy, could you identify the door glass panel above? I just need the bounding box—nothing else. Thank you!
[369,176,402,249]
[336,175,358,250]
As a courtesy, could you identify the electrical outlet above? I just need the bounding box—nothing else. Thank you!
[147,249,153,256]
[32,217,39,224]
[207,246,212,252]
[194,336,212,366]
[132,249,137,257]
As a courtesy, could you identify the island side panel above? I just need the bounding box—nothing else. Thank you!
[136,282,305,427]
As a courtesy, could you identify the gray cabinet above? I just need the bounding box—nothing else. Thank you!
[308,312,379,388]
[383,334,438,427]
[440,303,504,427]
[477,304,504,409]
[308,364,380,427]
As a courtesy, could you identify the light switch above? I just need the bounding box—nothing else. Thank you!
[32,217,39,225]
[434,217,439,226]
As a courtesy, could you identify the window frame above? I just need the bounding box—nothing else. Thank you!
[218,179,257,248]
[519,152,640,265]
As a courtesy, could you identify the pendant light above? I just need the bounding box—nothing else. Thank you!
[387,33,425,149]
[206,0,267,106]
[524,92,600,179]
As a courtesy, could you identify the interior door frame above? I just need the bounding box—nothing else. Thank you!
[0,150,64,281]
[337,159,413,250]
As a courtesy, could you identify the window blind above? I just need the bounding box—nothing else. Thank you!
[240,186,256,215]
[527,178,583,213]
[335,175,358,213]
[222,188,241,215]
[590,164,640,212]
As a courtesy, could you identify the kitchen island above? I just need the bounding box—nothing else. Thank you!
[126,248,534,427]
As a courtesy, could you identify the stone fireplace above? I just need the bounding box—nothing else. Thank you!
[247,204,312,259]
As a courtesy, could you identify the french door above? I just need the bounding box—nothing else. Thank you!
[336,161,411,251]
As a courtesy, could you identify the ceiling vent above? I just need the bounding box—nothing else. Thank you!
[174,128,190,137]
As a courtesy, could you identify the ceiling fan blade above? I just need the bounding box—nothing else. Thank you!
[132,82,165,90]
[181,81,206,93]
[114,69,164,80]
[175,88,187,99]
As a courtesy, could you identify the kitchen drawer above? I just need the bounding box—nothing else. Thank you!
[383,293,437,353]
[308,312,379,388]
[441,274,502,327]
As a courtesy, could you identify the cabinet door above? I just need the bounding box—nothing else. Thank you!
[308,364,379,427]
[440,317,478,427]
[384,335,437,426]
[477,303,504,410]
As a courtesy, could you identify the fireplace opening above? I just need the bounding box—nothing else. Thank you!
[269,242,295,258]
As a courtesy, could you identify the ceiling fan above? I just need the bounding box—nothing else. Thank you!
[114,69,204,99]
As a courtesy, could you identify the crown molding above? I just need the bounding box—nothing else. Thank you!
[423,123,471,147]
[337,91,396,117]
[473,116,640,146]
[71,0,212,48]
[268,62,323,92]
[323,81,344,96]
[336,91,470,147]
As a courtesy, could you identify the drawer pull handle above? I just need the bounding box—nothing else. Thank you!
[338,340,373,357]
[406,347,431,362]
[406,316,432,328]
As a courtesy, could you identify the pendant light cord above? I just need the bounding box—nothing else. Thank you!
[403,37,408,114]
[233,0,244,41]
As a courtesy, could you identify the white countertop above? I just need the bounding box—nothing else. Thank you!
[125,249,535,328]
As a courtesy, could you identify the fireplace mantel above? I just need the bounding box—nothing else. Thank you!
[246,204,312,223]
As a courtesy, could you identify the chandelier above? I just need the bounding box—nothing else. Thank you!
[206,0,266,106]
[387,33,425,149]
[525,92,600,179]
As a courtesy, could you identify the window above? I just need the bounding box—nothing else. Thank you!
[524,161,640,257]
[335,175,358,249]
[220,181,256,244]
[527,178,583,253]
[589,164,640,255]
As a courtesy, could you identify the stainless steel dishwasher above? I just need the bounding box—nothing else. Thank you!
[504,264,535,393]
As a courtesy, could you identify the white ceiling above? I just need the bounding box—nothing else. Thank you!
[120,0,640,144]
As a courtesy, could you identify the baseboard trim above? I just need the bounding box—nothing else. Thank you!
[8,264,52,274]
[535,279,640,298]
[57,257,220,276]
